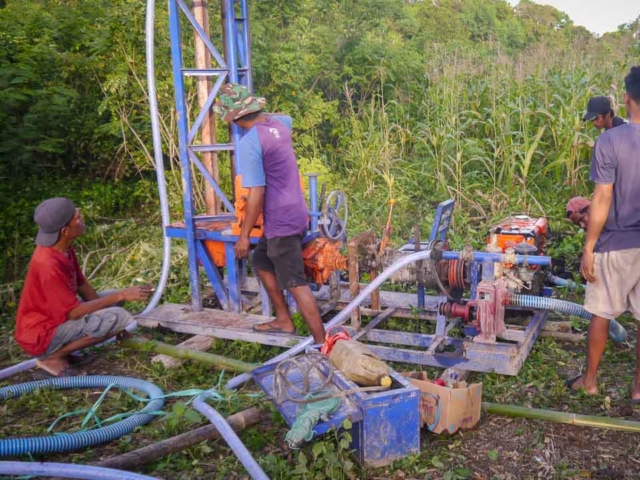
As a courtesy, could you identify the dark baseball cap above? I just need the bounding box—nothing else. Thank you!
[583,96,612,121]
[34,197,76,246]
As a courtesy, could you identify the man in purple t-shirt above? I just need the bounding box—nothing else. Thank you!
[568,67,640,399]
[214,83,325,344]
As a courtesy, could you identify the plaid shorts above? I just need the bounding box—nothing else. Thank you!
[41,307,132,358]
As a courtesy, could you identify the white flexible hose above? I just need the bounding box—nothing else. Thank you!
[142,0,171,315]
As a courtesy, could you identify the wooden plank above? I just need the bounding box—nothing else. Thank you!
[151,335,213,368]
[136,304,303,348]
[137,303,518,355]
[137,303,271,330]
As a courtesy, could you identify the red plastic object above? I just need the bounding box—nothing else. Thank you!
[320,326,351,356]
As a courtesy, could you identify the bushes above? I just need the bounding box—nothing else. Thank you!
[1,0,638,284]
[0,178,160,283]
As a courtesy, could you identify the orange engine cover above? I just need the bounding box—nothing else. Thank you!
[487,215,548,254]
[302,237,348,285]
[203,240,226,267]
[231,175,264,238]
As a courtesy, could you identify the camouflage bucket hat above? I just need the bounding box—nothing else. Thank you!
[213,83,266,122]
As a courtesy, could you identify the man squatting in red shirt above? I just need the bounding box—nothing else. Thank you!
[15,198,153,377]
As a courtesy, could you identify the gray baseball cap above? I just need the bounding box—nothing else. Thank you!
[34,198,76,247]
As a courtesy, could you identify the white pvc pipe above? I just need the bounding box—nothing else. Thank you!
[226,249,435,389]
[0,462,158,480]
[142,0,172,315]
[192,395,269,480]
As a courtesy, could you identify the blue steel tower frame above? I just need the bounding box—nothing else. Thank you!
[166,0,324,313]
[167,0,252,312]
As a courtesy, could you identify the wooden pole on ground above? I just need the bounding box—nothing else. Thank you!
[121,338,256,373]
[194,0,219,214]
[96,408,261,470]
[152,335,214,369]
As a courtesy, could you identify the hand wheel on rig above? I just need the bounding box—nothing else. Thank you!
[319,190,348,240]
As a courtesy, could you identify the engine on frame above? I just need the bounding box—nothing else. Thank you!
[374,213,550,296]
[297,193,558,345]
[341,202,554,344]
[485,214,549,295]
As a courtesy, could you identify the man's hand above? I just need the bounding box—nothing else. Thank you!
[121,285,154,302]
[235,235,250,259]
[580,249,597,283]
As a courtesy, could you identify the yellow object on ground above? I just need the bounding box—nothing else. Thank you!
[329,340,392,387]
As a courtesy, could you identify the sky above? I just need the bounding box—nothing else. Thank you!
[505,0,640,35]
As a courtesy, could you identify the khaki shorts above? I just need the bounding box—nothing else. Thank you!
[584,248,640,321]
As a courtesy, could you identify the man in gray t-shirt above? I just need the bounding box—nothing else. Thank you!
[568,67,640,399]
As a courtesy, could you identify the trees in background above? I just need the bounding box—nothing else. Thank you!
[0,0,638,281]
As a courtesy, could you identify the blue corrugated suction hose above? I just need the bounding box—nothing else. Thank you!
[0,376,164,457]
[547,274,585,291]
[511,295,628,343]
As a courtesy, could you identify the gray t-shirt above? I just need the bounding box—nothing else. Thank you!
[590,123,640,252]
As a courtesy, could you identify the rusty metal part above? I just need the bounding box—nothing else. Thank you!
[468,278,508,343]
[302,238,347,285]
[440,302,471,321]
[447,259,466,289]
[378,199,396,256]
[441,278,510,343]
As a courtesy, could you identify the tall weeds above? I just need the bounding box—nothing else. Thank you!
[328,45,634,243]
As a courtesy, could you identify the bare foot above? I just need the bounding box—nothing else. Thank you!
[36,357,69,377]
[568,375,598,395]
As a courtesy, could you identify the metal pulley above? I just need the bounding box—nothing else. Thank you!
[319,190,348,240]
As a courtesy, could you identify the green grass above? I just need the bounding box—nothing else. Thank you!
[2,253,640,480]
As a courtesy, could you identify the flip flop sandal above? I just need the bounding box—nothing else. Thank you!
[565,375,582,393]
[68,352,97,367]
[252,324,296,335]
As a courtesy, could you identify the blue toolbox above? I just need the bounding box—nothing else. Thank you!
[252,354,421,468]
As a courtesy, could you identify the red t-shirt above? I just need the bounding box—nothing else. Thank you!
[15,246,86,356]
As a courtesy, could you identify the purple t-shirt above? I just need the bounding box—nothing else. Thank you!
[238,114,308,239]
[590,122,640,253]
